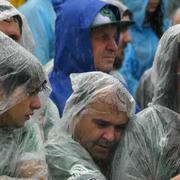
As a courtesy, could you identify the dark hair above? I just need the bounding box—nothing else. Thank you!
[13,15,23,34]
[145,1,163,38]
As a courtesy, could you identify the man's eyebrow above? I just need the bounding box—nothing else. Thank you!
[92,118,111,124]
[92,118,128,127]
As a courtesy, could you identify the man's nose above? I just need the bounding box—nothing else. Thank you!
[103,126,116,142]
[107,38,118,52]
[30,94,41,110]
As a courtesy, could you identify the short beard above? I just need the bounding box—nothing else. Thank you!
[91,144,117,179]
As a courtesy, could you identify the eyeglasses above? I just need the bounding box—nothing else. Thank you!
[27,80,48,96]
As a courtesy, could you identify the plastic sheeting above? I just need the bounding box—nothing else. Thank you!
[0,32,48,179]
[112,104,180,180]
[0,119,48,179]
[135,68,153,109]
[46,71,135,179]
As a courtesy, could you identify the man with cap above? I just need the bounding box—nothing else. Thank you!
[49,0,133,116]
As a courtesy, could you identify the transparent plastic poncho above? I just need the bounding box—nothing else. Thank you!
[111,104,180,180]
[0,31,48,179]
[46,71,135,180]
[111,25,180,180]
[0,0,35,53]
[136,24,180,113]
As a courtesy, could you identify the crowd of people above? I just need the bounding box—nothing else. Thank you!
[0,0,179,179]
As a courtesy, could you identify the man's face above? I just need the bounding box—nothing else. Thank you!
[90,24,118,73]
[0,87,41,128]
[147,0,160,13]
[114,15,132,69]
[0,19,21,42]
[74,101,128,161]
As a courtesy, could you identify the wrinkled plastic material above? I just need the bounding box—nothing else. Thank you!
[0,119,48,179]
[119,0,170,95]
[0,32,48,179]
[0,0,35,53]
[112,104,180,180]
[46,71,135,179]
[0,31,46,115]
[136,24,180,113]
[135,68,153,109]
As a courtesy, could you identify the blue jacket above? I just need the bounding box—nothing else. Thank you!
[49,0,110,116]
[119,0,170,95]
[19,0,56,64]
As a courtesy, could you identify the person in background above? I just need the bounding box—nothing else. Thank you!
[50,0,134,116]
[46,71,135,179]
[111,24,180,180]
[0,0,34,53]
[0,31,48,179]
[119,0,170,95]
[18,0,56,65]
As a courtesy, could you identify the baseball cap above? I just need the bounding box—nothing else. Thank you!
[91,6,134,29]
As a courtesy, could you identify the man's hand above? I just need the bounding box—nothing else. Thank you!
[16,159,48,180]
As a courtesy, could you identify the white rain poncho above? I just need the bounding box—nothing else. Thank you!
[0,0,35,53]
[46,71,135,180]
[0,0,59,142]
[136,24,180,112]
[0,31,48,179]
[111,25,180,180]
[112,105,180,180]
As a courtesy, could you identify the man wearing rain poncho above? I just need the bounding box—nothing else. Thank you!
[45,71,135,179]
[0,0,60,141]
[0,32,48,179]
[111,25,180,180]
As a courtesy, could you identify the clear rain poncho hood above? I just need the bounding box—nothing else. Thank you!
[136,24,180,112]
[0,31,46,115]
[0,32,48,179]
[151,24,180,113]
[0,0,35,53]
[49,0,122,116]
[111,104,180,180]
[46,71,135,179]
